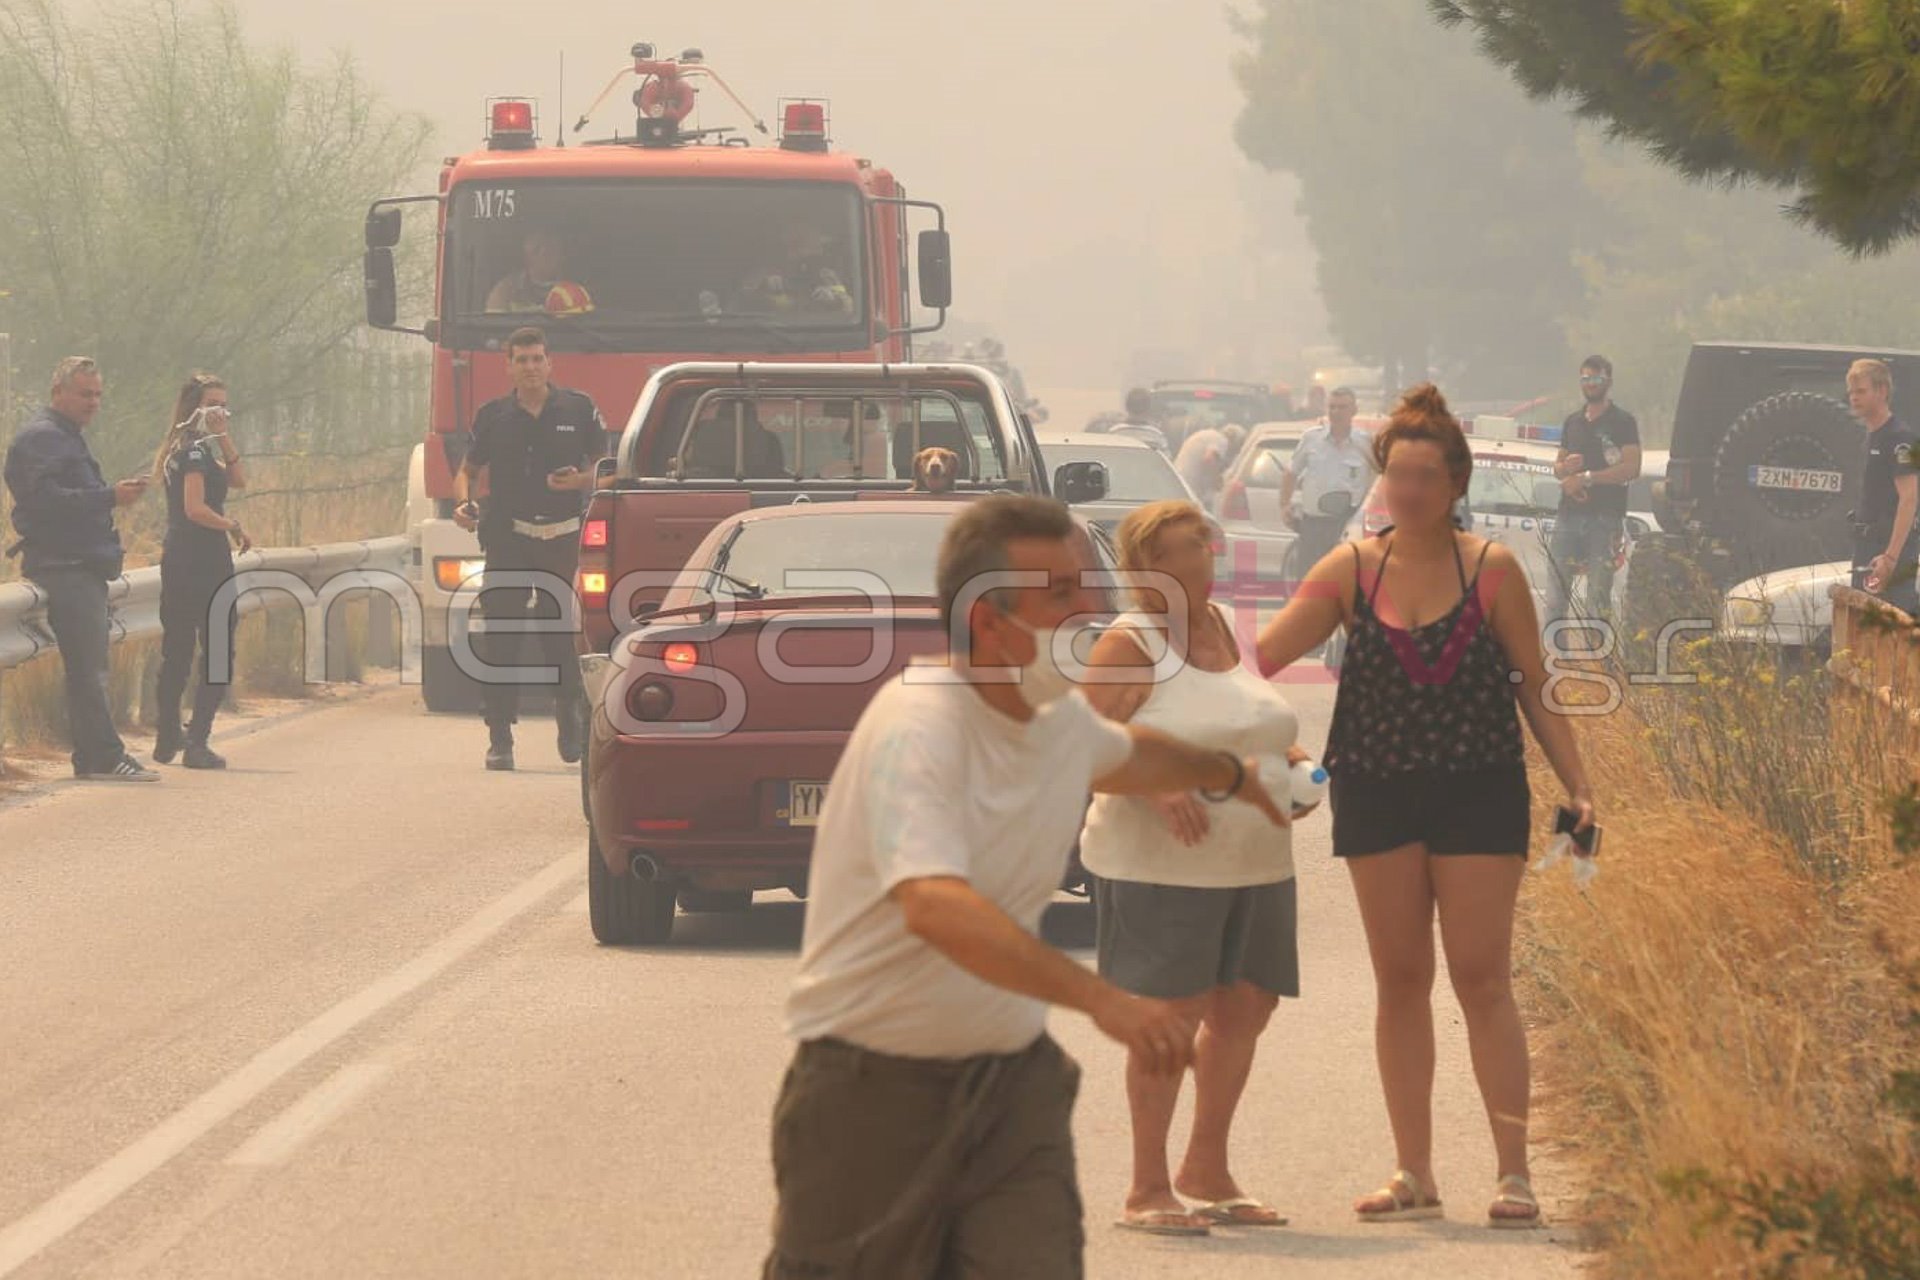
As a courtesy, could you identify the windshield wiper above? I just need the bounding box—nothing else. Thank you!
[704,567,767,599]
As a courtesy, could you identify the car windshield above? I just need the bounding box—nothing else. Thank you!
[708,512,1119,604]
[1470,461,1557,516]
[1152,389,1266,429]
[1045,445,1190,502]
[1245,439,1298,489]
[444,179,868,352]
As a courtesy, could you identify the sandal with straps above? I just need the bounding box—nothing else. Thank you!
[1355,1170,1444,1223]
[1488,1174,1544,1230]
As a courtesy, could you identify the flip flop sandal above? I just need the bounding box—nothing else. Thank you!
[1113,1207,1211,1237]
[1356,1169,1445,1223]
[1190,1196,1289,1227]
[1488,1174,1544,1230]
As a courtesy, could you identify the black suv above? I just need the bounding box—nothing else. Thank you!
[1631,342,1920,617]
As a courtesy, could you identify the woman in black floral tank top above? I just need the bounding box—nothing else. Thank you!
[1252,385,1600,1233]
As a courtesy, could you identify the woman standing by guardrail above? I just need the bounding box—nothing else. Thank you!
[152,373,250,770]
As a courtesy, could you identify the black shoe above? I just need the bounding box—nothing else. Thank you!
[486,729,515,772]
[557,700,584,765]
[183,741,227,770]
[153,721,184,765]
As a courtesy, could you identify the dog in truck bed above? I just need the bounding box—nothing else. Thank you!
[909,446,961,494]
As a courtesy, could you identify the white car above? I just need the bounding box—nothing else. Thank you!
[1720,561,1850,658]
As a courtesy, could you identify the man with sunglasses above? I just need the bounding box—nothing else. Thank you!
[1546,355,1641,628]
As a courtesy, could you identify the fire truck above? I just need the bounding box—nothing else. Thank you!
[364,44,952,710]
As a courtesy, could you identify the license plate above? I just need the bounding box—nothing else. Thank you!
[1750,465,1844,493]
[781,781,829,828]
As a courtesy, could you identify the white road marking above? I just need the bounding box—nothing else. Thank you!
[0,853,577,1277]
[225,1061,391,1168]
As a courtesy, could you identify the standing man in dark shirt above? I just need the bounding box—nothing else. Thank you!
[1846,358,1920,615]
[1546,355,1642,626]
[2,357,158,780]
[453,327,612,771]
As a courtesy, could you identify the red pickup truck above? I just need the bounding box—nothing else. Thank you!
[575,362,1111,943]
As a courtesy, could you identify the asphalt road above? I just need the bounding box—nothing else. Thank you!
[0,643,1582,1278]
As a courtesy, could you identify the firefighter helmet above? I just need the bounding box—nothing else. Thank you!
[544,281,596,316]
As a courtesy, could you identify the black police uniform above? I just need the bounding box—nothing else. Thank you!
[1852,414,1920,614]
[158,438,237,749]
[467,385,611,741]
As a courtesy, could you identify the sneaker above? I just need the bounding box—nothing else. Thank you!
[183,742,228,770]
[79,756,160,783]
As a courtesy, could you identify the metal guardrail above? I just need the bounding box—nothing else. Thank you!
[0,536,412,678]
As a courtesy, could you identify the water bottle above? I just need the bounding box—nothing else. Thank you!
[1289,758,1329,812]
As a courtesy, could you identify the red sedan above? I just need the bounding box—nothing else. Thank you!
[579,499,1124,944]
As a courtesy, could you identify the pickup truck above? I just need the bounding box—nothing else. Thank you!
[573,362,1111,943]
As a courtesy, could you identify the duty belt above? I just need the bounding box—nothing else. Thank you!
[510,516,582,541]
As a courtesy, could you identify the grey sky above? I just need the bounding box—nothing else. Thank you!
[236,0,1325,395]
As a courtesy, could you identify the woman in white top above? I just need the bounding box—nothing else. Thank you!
[1081,500,1314,1236]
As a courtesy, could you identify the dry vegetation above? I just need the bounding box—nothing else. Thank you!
[1523,625,1920,1278]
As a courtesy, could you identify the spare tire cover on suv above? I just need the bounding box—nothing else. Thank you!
[1711,392,1858,576]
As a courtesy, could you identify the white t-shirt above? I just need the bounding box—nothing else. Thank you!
[1080,611,1298,887]
[784,673,1134,1058]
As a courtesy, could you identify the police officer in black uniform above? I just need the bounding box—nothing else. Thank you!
[454,326,612,771]
[154,373,250,770]
[1846,358,1920,615]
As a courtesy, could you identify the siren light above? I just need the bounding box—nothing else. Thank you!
[487,99,537,150]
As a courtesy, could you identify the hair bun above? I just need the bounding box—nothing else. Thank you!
[1398,382,1451,418]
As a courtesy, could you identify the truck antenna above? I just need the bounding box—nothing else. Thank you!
[556,51,566,147]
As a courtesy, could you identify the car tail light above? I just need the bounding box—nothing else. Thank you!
[663,642,700,674]
[582,517,610,549]
[578,571,609,606]
[1220,480,1250,521]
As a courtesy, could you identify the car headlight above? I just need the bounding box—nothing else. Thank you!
[1725,597,1773,629]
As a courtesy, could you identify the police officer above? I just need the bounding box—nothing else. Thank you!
[1846,358,1920,614]
[153,373,251,770]
[454,326,611,771]
[1283,386,1377,576]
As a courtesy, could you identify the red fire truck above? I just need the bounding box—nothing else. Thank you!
[365,44,952,709]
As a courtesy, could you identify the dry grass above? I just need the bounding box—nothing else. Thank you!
[1522,636,1920,1277]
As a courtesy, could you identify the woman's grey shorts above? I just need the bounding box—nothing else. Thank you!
[1093,876,1300,1001]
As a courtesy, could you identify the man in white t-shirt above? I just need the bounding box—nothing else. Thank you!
[764,496,1287,1280]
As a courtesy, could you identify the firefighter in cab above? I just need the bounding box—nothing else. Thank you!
[735,222,853,316]
[486,228,596,317]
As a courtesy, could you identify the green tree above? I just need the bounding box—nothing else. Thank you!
[1233,0,1593,396]
[1432,0,1920,254]
[0,0,431,488]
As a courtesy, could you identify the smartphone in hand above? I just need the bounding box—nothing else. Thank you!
[1553,805,1602,857]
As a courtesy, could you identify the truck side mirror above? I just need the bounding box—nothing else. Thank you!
[366,205,403,250]
[1055,460,1108,504]
[918,229,953,311]
[365,248,399,329]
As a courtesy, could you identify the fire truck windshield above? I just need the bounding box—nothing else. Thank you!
[445,180,870,352]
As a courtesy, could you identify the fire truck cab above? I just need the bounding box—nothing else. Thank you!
[364,44,952,710]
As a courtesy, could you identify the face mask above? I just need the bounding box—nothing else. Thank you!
[1001,613,1082,711]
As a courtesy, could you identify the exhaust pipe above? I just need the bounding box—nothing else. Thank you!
[629,852,662,882]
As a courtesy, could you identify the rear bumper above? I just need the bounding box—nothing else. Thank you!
[585,725,844,889]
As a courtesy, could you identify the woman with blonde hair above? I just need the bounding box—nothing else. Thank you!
[1080,499,1311,1236]
[1253,384,1600,1229]
[152,372,249,769]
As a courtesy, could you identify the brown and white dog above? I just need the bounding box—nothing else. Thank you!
[910,446,961,494]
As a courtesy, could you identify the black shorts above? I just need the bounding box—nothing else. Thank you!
[1330,766,1531,858]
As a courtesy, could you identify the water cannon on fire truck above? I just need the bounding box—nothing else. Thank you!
[560,43,777,149]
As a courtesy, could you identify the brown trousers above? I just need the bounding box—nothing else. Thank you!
[762,1034,1084,1280]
